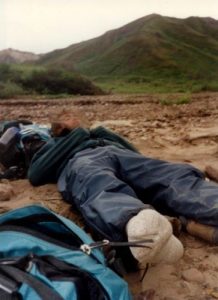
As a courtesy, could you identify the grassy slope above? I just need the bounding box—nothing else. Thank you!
[38,14,218,93]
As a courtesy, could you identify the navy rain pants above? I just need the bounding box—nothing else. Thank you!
[58,145,218,241]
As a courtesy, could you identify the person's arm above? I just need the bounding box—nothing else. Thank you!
[91,126,139,152]
[28,127,90,186]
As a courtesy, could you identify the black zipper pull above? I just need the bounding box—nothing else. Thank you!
[80,238,154,255]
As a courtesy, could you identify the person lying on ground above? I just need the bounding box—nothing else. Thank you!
[0,112,217,270]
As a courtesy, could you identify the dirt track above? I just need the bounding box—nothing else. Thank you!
[1,92,218,299]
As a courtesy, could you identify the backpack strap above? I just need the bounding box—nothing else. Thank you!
[0,272,19,300]
[0,254,106,300]
[33,255,106,300]
[0,264,63,300]
[0,290,19,300]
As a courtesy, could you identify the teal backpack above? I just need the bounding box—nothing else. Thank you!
[0,205,132,300]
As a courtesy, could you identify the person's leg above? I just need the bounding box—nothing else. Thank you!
[58,146,147,241]
[58,146,183,265]
[112,147,218,227]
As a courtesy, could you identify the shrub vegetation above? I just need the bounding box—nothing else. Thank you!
[0,64,103,99]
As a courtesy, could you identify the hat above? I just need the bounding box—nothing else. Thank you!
[152,234,184,264]
[126,209,184,266]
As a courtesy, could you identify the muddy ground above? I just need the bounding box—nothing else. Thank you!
[1,92,218,299]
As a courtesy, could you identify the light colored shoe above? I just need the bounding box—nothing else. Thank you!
[126,209,184,266]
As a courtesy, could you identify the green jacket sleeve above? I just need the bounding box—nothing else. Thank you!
[28,126,138,186]
[28,128,90,186]
[91,126,139,153]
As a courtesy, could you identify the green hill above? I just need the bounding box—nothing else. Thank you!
[38,14,218,93]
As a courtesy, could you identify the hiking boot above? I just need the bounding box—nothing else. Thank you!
[181,217,218,245]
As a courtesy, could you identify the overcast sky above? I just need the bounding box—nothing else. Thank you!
[1,0,218,54]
